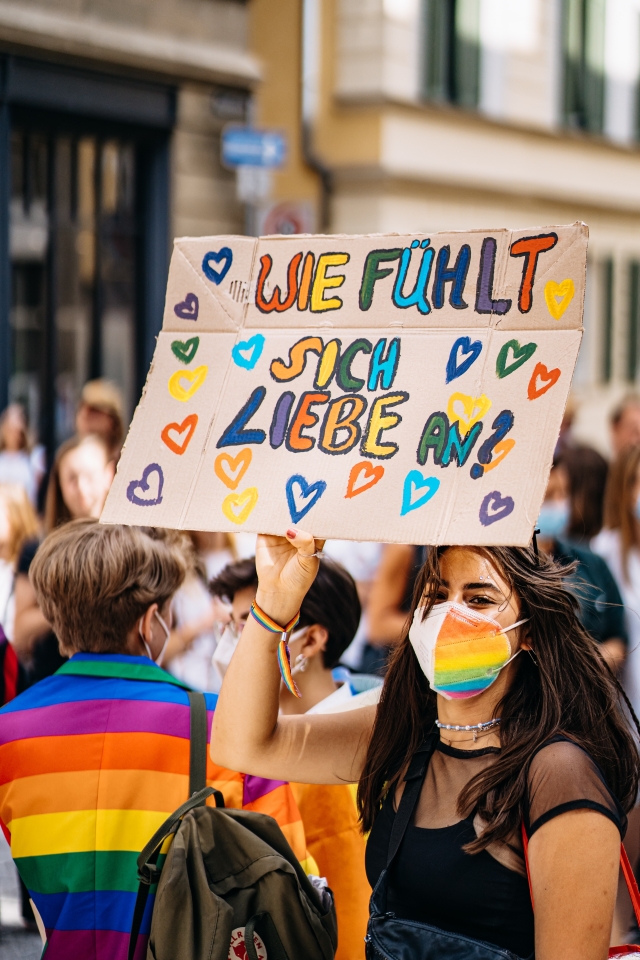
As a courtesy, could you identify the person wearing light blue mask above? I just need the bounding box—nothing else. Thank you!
[538,459,627,672]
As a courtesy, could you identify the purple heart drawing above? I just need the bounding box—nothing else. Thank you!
[126,463,164,507]
[202,247,233,286]
[479,490,514,527]
[174,293,199,321]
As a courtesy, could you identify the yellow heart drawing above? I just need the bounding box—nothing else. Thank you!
[447,392,492,431]
[168,365,208,402]
[222,487,258,525]
[544,279,575,320]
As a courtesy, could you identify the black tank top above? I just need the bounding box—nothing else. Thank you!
[365,738,625,958]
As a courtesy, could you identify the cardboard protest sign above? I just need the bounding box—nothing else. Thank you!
[101,223,586,545]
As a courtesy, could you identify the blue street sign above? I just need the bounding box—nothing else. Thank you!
[221,127,287,168]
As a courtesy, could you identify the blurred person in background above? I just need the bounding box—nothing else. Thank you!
[0,520,310,960]
[0,484,39,642]
[593,445,640,718]
[611,395,640,456]
[322,540,383,670]
[538,451,626,671]
[0,404,45,505]
[162,533,228,692]
[560,444,609,543]
[365,544,426,675]
[75,378,125,458]
[13,434,115,682]
[209,555,376,960]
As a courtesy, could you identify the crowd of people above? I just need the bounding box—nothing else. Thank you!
[2,384,640,958]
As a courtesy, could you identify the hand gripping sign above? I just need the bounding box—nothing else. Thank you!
[101,224,586,546]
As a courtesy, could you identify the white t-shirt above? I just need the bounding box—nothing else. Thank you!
[591,528,640,717]
[322,540,383,669]
[166,573,220,693]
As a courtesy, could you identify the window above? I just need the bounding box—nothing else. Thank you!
[423,0,480,109]
[10,131,138,444]
[562,0,606,133]
[629,261,640,382]
[601,257,614,383]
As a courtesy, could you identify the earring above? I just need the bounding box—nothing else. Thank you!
[291,653,308,675]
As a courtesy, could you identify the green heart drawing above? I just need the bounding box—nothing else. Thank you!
[171,336,200,365]
[496,339,537,379]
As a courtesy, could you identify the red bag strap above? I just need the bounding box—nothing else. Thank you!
[521,822,640,927]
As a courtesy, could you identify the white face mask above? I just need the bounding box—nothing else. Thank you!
[211,625,240,682]
[139,610,171,667]
[408,601,528,700]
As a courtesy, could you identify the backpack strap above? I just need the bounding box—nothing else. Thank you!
[127,691,222,960]
[188,691,208,797]
[245,913,291,960]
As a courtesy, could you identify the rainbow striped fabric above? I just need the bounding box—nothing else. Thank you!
[433,606,511,698]
[0,653,313,960]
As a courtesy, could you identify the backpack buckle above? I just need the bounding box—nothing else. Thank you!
[138,863,162,886]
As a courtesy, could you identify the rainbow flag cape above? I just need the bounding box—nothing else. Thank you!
[0,653,313,960]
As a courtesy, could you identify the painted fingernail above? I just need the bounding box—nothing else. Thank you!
[286,528,297,539]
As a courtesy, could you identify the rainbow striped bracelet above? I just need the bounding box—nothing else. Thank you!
[250,601,301,698]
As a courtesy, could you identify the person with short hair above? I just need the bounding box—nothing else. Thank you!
[611,394,640,456]
[210,555,375,960]
[0,520,310,960]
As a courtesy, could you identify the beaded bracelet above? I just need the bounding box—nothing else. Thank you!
[249,600,302,698]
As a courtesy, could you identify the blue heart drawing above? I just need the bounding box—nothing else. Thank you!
[126,463,164,507]
[445,336,483,384]
[202,247,233,285]
[174,293,199,321]
[479,490,514,526]
[401,471,440,516]
[286,474,327,524]
[232,334,265,370]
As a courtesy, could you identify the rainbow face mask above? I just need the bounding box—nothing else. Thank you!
[408,601,528,699]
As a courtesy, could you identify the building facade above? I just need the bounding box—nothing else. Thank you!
[0,0,256,453]
[250,0,640,452]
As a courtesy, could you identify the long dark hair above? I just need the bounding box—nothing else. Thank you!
[357,544,640,852]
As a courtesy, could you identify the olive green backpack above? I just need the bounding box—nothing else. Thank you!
[128,692,338,960]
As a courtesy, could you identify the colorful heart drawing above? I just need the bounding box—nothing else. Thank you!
[445,336,483,384]
[232,334,265,371]
[286,474,327,524]
[345,462,384,499]
[447,392,492,431]
[544,279,575,320]
[214,448,252,490]
[126,463,164,507]
[527,362,561,400]
[161,414,198,456]
[202,247,233,285]
[168,365,208,402]
[222,487,258,525]
[173,293,199,321]
[479,490,515,526]
[495,339,537,379]
[401,471,440,516]
[171,336,200,365]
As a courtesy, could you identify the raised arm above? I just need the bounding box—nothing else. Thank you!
[210,528,375,785]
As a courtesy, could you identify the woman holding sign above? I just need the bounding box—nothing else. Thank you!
[211,528,640,960]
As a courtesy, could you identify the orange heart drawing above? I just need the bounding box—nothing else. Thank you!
[527,362,561,400]
[161,414,198,455]
[345,461,384,499]
[482,439,516,474]
[214,448,252,490]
